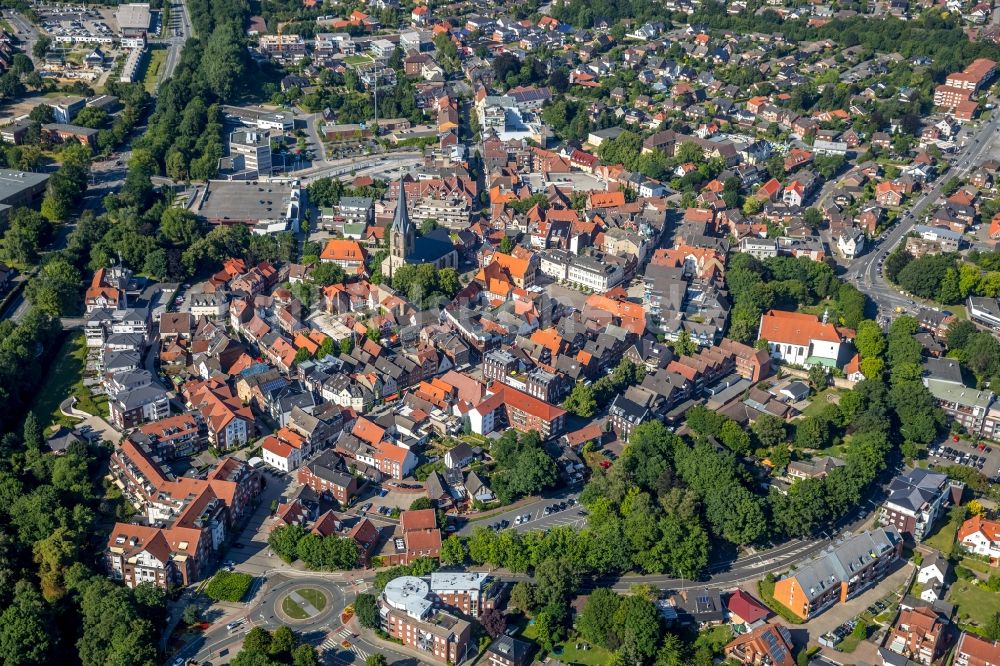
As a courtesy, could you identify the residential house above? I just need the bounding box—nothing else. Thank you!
[772,527,902,619]
[879,468,964,542]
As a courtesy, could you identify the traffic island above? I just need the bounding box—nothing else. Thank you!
[278,587,329,622]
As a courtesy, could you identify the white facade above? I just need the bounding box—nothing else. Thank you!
[262,442,301,472]
[960,530,1000,560]
[468,404,495,436]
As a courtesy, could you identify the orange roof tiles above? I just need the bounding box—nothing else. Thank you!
[758,310,842,346]
[353,417,386,446]
[320,239,366,263]
[401,508,437,531]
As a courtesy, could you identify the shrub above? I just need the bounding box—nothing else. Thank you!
[205,570,253,602]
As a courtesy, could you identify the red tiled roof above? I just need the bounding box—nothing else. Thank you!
[401,508,437,532]
[758,310,842,347]
[726,589,770,625]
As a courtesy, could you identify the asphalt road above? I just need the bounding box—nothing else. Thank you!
[844,110,1000,316]
[5,11,40,67]
[156,0,192,85]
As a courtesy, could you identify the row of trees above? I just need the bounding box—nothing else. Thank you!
[886,250,1000,304]
[137,0,251,181]
[267,524,360,570]
[726,253,866,343]
[228,625,320,666]
[563,359,647,417]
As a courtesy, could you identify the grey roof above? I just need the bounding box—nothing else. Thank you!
[783,527,901,602]
[0,170,50,204]
[392,174,412,237]
[411,228,455,264]
[885,468,949,513]
[922,357,964,385]
[117,384,168,410]
[487,635,533,666]
[425,471,448,500]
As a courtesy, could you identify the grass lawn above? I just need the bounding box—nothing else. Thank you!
[343,54,373,66]
[695,625,734,652]
[520,624,611,666]
[30,332,103,431]
[950,579,1000,629]
[142,46,168,93]
[961,557,993,574]
[282,596,310,620]
[801,388,843,418]
[923,505,965,554]
[297,588,327,611]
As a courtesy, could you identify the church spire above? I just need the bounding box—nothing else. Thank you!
[392,174,412,237]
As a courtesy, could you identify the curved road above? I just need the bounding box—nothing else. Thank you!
[174,506,876,665]
[845,110,1000,315]
[177,573,416,666]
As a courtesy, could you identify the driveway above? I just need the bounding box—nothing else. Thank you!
[59,397,119,444]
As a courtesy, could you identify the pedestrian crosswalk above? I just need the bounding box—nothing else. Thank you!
[319,628,370,661]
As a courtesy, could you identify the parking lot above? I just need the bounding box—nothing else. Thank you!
[485,496,586,533]
[37,6,114,45]
[927,436,1000,481]
[458,488,585,536]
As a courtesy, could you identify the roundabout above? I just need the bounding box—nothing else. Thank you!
[280,586,329,621]
[259,575,345,628]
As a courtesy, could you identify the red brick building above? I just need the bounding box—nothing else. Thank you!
[297,450,362,505]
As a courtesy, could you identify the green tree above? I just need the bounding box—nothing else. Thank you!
[292,644,321,666]
[26,257,81,316]
[578,588,621,647]
[535,603,568,651]
[674,330,696,356]
[534,558,577,608]
[182,603,201,625]
[720,419,751,455]
[242,626,272,654]
[0,581,52,664]
[269,625,296,659]
[855,320,886,360]
[366,655,388,666]
[439,535,466,565]
[3,207,51,265]
[562,383,596,417]
[159,207,203,246]
[355,593,380,629]
[808,365,828,393]
[509,581,535,614]
[612,595,661,661]
[752,414,787,448]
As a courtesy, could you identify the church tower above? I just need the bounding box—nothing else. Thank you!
[388,174,415,277]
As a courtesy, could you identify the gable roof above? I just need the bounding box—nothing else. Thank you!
[758,309,842,346]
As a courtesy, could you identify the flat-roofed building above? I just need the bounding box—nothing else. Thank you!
[228,130,272,175]
[380,576,473,663]
[0,170,49,209]
[116,3,152,48]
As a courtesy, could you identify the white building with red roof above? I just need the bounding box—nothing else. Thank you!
[957,515,1000,565]
[262,435,302,472]
[954,631,1000,666]
[757,309,848,369]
